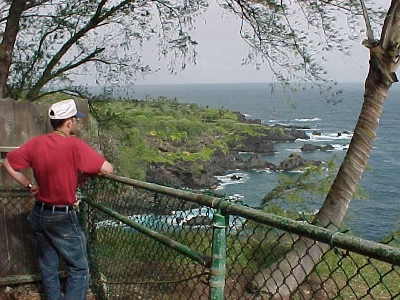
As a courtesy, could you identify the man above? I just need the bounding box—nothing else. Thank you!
[2,99,113,300]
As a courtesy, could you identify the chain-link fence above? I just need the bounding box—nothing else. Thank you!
[82,174,400,300]
[0,189,68,286]
[0,192,38,284]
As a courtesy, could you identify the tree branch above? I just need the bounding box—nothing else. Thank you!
[27,0,133,100]
[360,0,374,42]
[51,47,106,78]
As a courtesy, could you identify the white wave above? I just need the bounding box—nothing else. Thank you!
[172,207,214,226]
[227,193,245,202]
[332,144,349,151]
[294,117,321,122]
[284,148,302,152]
[253,169,274,173]
[308,132,353,142]
[238,151,255,155]
[266,120,293,126]
[96,206,245,232]
[215,172,249,190]
[173,207,245,230]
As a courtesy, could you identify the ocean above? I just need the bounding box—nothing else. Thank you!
[130,82,400,242]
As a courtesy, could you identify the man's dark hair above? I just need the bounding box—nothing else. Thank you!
[50,118,68,130]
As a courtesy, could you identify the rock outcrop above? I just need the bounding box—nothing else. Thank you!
[301,143,334,152]
[233,136,276,153]
[274,153,321,171]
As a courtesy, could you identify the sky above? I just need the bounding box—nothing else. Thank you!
[136,1,389,85]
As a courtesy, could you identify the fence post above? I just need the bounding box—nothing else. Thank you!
[209,208,228,300]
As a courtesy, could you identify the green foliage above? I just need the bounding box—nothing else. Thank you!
[311,250,400,299]
[117,144,149,179]
[262,160,338,208]
[2,0,386,102]
[261,158,367,219]
[91,98,258,179]
[165,148,215,163]
[3,1,207,100]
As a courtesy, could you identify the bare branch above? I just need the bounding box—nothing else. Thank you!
[52,47,106,78]
[360,0,374,42]
[26,0,134,100]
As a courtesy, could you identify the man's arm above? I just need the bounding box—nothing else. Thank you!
[78,160,113,188]
[98,160,113,176]
[1,158,31,187]
[1,158,39,196]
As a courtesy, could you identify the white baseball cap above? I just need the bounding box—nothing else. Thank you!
[48,99,86,120]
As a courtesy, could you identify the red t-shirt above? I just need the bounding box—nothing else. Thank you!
[7,133,105,205]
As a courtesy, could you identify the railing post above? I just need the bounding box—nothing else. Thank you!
[209,208,228,300]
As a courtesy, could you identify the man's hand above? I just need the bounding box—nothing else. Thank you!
[29,185,39,197]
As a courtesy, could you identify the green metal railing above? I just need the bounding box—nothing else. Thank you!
[209,209,228,300]
[82,174,400,300]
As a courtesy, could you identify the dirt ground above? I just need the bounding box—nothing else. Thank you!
[0,275,335,300]
[0,283,44,300]
[0,283,96,300]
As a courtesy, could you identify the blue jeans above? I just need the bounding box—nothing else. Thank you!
[28,204,89,300]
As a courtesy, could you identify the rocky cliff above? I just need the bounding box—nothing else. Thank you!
[145,113,320,190]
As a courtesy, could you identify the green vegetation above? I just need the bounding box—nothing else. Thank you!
[260,158,367,219]
[90,98,279,179]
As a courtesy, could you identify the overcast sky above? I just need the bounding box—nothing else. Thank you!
[136,1,390,85]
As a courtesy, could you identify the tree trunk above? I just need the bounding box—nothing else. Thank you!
[0,0,26,98]
[315,66,392,227]
[247,1,400,297]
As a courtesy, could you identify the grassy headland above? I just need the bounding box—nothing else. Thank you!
[89,97,313,190]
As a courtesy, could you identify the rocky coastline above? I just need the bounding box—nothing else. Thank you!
[145,112,330,190]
